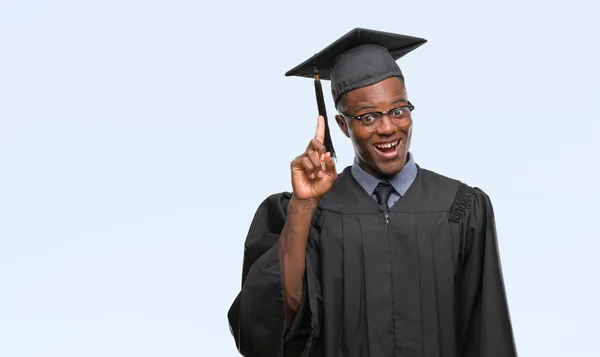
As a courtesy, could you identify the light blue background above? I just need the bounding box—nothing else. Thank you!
[1,1,598,356]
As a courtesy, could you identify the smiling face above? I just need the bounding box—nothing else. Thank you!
[335,76,413,179]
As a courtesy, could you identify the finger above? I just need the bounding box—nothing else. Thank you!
[323,152,336,175]
[307,138,326,157]
[301,157,316,179]
[314,115,326,144]
[307,150,323,178]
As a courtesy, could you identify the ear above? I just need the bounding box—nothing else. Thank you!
[335,114,350,138]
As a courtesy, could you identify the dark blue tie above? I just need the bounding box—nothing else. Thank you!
[374,181,395,211]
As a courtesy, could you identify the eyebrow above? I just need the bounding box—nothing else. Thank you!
[350,98,408,113]
[391,98,408,105]
[352,104,378,112]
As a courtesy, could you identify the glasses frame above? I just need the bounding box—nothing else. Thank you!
[340,101,415,132]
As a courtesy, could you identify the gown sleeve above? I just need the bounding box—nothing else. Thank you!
[455,186,518,357]
[227,192,322,357]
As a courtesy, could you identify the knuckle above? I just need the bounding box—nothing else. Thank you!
[292,155,305,167]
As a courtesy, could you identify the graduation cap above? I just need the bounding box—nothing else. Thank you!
[285,28,427,159]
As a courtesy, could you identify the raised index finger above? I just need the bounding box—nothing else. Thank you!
[314,115,326,144]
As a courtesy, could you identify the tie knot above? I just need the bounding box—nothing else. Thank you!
[374,181,395,206]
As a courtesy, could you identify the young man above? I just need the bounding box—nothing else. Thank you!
[227,28,517,357]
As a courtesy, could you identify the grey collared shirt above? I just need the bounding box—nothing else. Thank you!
[350,152,418,208]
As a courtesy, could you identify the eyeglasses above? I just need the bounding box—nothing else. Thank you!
[340,101,415,132]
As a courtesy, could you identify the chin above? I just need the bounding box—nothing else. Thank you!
[358,147,408,179]
[373,154,407,178]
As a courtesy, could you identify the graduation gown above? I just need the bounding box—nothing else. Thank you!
[227,165,517,357]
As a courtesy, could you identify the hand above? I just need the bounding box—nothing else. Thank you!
[290,116,337,203]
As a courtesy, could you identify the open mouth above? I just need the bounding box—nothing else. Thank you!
[373,139,401,159]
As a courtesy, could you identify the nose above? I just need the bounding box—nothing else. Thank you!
[377,115,396,135]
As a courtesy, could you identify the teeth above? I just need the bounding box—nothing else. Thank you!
[375,140,399,149]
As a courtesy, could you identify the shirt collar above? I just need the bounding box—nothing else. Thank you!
[351,152,418,197]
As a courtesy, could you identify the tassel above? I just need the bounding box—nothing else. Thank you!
[313,68,336,159]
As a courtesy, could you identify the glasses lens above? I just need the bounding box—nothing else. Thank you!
[361,113,382,131]
[390,107,412,126]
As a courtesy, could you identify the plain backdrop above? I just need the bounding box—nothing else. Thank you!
[1,0,599,356]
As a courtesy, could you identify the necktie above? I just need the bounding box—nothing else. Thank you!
[374,181,395,211]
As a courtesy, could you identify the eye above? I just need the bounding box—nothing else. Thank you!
[391,108,405,117]
[361,114,377,123]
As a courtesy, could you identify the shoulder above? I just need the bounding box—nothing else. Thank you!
[418,166,463,188]
[245,192,291,239]
[247,191,296,233]
[256,191,293,213]
[250,190,325,230]
[417,167,493,220]
[418,166,491,198]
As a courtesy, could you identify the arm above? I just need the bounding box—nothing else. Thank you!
[458,188,518,357]
[227,193,324,357]
[227,193,315,357]
[228,116,335,357]
[279,197,318,330]
[280,114,336,333]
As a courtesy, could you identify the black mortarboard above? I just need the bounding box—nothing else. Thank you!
[285,28,427,159]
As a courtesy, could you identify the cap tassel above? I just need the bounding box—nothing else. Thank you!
[313,69,336,159]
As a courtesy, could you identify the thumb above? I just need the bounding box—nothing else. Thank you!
[323,152,336,175]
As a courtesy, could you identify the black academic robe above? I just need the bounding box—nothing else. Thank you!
[228,165,517,357]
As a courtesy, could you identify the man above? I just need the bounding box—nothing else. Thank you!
[227,28,517,357]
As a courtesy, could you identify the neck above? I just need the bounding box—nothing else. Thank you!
[356,155,409,180]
